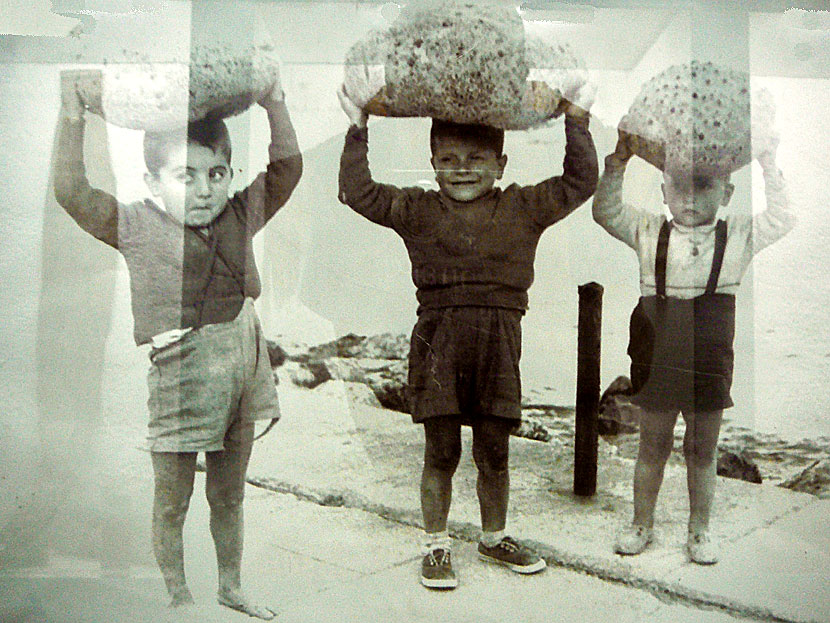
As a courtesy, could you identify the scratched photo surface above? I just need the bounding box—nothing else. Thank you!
[1,2,828,622]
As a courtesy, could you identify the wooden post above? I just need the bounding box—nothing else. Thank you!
[574,282,603,497]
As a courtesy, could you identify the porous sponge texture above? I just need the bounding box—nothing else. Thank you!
[343,0,585,130]
[620,61,775,176]
[77,43,280,132]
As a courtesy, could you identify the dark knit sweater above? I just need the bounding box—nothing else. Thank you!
[53,103,302,345]
[338,117,598,312]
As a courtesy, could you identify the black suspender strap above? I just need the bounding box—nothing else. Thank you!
[705,219,728,295]
[655,219,671,299]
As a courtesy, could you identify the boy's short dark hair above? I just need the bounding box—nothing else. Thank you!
[143,117,233,176]
[430,119,504,156]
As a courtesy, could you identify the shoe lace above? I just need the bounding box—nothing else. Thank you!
[497,537,520,553]
[428,549,450,566]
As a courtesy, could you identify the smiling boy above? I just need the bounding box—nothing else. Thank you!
[337,86,597,588]
[53,70,301,618]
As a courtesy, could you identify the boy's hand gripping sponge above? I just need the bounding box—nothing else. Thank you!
[619,60,776,176]
[343,0,588,130]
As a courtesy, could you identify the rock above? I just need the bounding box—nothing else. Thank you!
[717,428,830,486]
[599,397,640,436]
[295,358,368,389]
[360,333,409,359]
[362,359,410,412]
[289,364,318,388]
[266,340,287,368]
[312,380,382,409]
[717,450,763,484]
[781,459,830,498]
[268,338,314,362]
[514,416,553,442]
[306,333,367,360]
[601,375,633,399]
[598,376,639,435]
[270,333,412,409]
[303,333,409,361]
[317,358,368,383]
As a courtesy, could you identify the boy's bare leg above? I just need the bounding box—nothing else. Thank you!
[151,451,197,608]
[632,409,678,528]
[420,417,462,533]
[472,418,512,532]
[205,428,274,620]
[681,409,723,533]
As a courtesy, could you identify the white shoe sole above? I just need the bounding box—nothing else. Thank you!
[614,540,652,556]
[687,547,718,565]
[478,553,547,574]
[421,576,458,589]
[614,529,653,556]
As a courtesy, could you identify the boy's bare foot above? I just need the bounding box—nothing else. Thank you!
[217,588,276,620]
[164,600,198,623]
[168,588,195,608]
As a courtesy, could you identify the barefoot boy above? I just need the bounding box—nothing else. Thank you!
[593,130,794,564]
[338,87,597,588]
[53,70,302,617]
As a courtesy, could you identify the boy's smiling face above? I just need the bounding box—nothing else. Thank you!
[431,136,507,203]
[145,141,232,227]
[662,170,734,227]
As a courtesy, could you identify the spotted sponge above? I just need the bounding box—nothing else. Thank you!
[343,0,587,130]
[619,61,775,176]
[75,42,280,132]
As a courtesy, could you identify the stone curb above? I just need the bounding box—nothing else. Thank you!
[245,473,819,623]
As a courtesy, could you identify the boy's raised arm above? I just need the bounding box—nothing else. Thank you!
[750,140,796,253]
[53,70,119,249]
[521,101,599,228]
[235,82,303,229]
[336,86,407,230]
[591,130,641,249]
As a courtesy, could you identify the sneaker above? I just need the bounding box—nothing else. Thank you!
[421,548,458,589]
[614,525,653,556]
[477,536,546,574]
[687,531,719,565]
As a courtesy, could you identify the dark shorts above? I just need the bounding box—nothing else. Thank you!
[408,306,523,423]
[146,298,279,452]
[628,294,735,413]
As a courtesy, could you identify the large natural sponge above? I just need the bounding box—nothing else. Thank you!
[75,43,280,132]
[619,61,776,176]
[70,7,280,132]
[343,0,587,130]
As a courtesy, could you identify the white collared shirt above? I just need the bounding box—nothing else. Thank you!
[592,159,796,299]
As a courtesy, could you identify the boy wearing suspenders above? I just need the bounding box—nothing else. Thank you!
[592,129,794,564]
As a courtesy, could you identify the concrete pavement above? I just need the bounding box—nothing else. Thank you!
[1,380,827,622]
[0,476,754,623]
[247,381,830,623]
